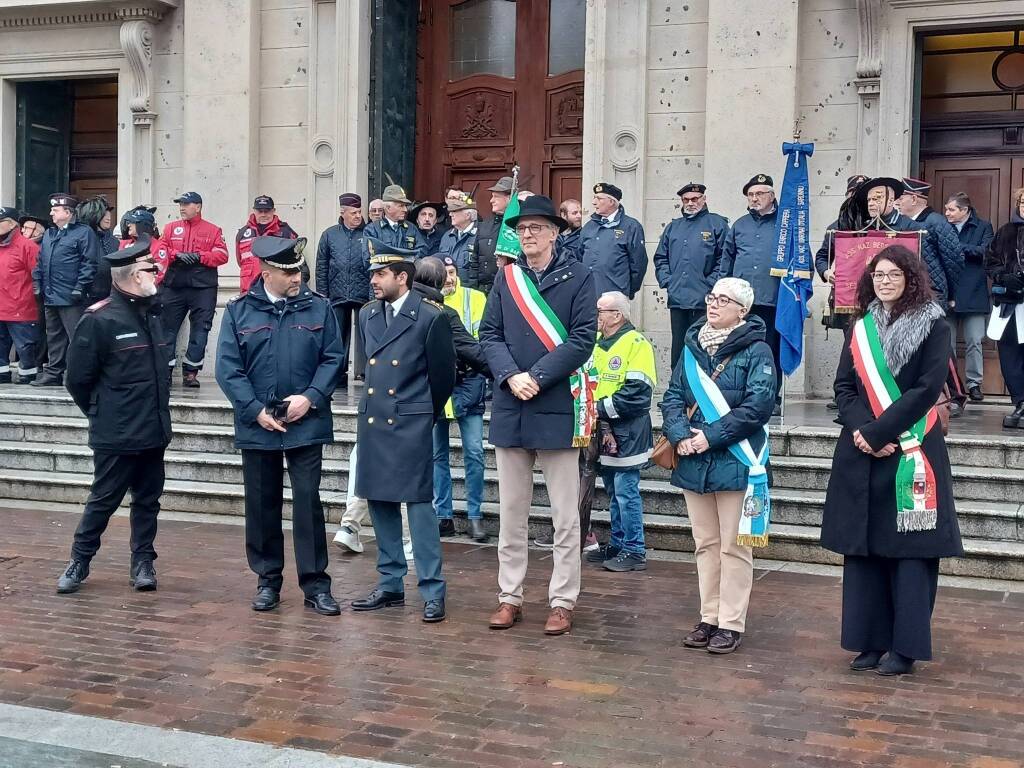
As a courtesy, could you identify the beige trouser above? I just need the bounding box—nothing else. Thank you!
[683,490,754,632]
[495,447,581,610]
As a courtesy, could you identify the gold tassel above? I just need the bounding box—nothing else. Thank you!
[736,534,769,548]
[572,436,590,448]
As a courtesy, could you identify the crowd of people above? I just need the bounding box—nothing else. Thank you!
[3,167,1017,676]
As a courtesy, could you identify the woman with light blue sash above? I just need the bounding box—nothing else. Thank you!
[659,278,777,654]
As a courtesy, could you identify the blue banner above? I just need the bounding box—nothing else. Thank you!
[772,141,815,377]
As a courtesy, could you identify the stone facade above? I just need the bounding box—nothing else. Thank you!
[0,0,1019,391]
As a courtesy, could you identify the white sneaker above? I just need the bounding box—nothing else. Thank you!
[403,538,414,562]
[333,524,363,553]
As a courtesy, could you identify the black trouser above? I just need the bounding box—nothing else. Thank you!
[577,433,600,547]
[670,307,706,372]
[333,301,366,380]
[841,555,939,661]
[748,304,783,397]
[71,448,166,567]
[43,304,85,378]
[997,318,1024,404]
[161,285,217,372]
[241,444,330,597]
[34,294,48,369]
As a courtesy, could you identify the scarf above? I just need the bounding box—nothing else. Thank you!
[697,321,743,357]
[867,300,944,375]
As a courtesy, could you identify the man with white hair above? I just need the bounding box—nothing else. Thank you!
[579,183,648,299]
[438,192,478,277]
[585,291,657,572]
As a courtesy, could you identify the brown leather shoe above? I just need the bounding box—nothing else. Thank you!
[544,606,573,635]
[488,602,522,629]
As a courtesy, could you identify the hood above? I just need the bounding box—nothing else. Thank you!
[684,206,709,221]
[244,276,314,312]
[684,313,768,360]
[1012,211,1024,225]
[747,206,778,223]
[413,282,444,303]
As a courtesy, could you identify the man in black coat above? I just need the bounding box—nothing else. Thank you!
[56,239,171,594]
[351,239,456,623]
[216,236,345,616]
[466,175,512,292]
[479,195,597,636]
[895,177,964,309]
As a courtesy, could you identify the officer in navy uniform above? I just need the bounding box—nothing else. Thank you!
[56,238,171,594]
[362,184,429,259]
[215,236,345,616]
[351,238,456,623]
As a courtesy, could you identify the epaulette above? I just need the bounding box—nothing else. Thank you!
[422,298,444,312]
[362,298,377,308]
[85,298,112,313]
[227,293,245,304]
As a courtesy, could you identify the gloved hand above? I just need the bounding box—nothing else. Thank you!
[176,251,201,266]
[70,290,83,304]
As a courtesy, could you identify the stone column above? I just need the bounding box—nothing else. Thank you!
[854,0,882,176]
[182,0,259,280]
[120,19,157,207]
[703,0,800,224]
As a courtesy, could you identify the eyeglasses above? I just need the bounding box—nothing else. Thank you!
[746,191,773,198]
[705,293,743,308]
[514,223,551,236]
[597,308,621,314]
[681,195,704,204]
[136,265,159,274]
[870,270,904,283]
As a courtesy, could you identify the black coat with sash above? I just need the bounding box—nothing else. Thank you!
[821,306,963,559]
[355,289,456,502]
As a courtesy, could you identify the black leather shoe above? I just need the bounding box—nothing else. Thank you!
[56,559,89,594]
[877,651,915,676]
[468,518,489,543]
[351,588,405,611]
[32,373,63,387]
[129,560,157,591]
[707,628,742,654]
[251,587,280,611]
[423,598,446,623]
[683,621,718,648]
[438,518,456,537]
[849,650,884,671]
[968,385,984,402]
[1004,402,1024,429]
[304,592,341,616]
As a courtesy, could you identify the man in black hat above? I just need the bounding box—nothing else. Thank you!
[721,174,783,402]
[216,235,344,615]
[466,175,513,292]
[410,200,448,256]
[56,238,171,594]
[895,177,964,310]
[654,182,730,369]
[479,194,597,636]
[579,182,648,299]
[31,193,102,387]
[162,191,229,388]
[351,237,455,623]
[236,195,301,294]
[316,192,369,389]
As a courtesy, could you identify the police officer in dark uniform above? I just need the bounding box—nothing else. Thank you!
[215,236,345,616]
[56,238,171,594]
[351,238,456,623]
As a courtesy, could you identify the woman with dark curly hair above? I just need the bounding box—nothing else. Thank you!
[821,244,962,676]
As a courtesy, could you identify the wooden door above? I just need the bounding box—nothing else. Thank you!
[415,0,585,207]
[69,80,118,207]
[15,81,72,216]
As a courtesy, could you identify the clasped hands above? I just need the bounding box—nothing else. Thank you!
[853,429,897,458]
[508,372,540,401]
[676,428,710,457]
[256,394,312,432]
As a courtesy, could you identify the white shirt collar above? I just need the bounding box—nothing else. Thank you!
[388,290,410,315]
[385,217,401,228]
[264,284,285,304]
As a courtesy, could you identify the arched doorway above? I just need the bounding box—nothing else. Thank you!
[414,0,585,205]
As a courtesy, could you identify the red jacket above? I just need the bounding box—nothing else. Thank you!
[235,214,298,292]
[119,236,170,285]
[0,229,40,321]
[163,215,228,290]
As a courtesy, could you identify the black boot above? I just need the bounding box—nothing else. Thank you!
[468,518,489,543]
[877,651,915,676]
[1003,401,1024,429]
[56,559,89,594]
[130,560,157,591]
[438,518,456,537]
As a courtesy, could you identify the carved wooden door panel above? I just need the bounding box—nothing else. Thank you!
[415,0,585,206]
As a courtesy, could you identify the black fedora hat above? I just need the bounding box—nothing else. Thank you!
[504,195,567,231]
[855,176,905,210]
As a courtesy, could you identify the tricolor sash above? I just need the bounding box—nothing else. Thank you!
[850,314,938,532]
[683,348,771,547]
[504,263,597,447]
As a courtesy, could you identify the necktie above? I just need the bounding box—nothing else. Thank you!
[386,303,395,327]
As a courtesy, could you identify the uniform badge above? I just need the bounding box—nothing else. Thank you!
[702,231,712,241]
[244,228,253,238]
[743,494,764,519]
[406,237,415,247]
[757,174,767,183]
[609,355,623,370]
[173,226,184,236]
[614,229,624,239]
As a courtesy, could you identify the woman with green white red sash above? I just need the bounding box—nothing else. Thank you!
[822,244,963,677]
[660,277,777,655]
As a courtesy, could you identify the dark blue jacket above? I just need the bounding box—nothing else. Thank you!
[952,210,994,315]
[480,250,597,449]
[32,222,101,306]
[720,207,779,307]
[579,206,648,299]
[315,220,369,304]
[557,227,582,262]
[659,316,777,494]
[363,219,429,260]
[420,225,447,256]
[215,278,344,450]
[892,208,963,305]
[653,207,729,309]
[438,224,477,277]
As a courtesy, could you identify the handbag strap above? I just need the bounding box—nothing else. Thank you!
[686,354,733,421]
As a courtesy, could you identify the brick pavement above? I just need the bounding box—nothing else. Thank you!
[0,506,1022,768]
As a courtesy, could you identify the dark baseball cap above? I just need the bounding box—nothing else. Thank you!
[252,195,275,210]
[173,191,203,204]
[0,207,19,222]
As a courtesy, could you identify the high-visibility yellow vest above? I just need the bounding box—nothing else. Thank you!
[443,281,487,418]
[593,328,657,405]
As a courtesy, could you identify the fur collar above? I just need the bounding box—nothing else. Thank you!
[868,299,945,376]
